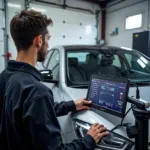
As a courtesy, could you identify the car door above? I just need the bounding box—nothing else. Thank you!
[46,49,62,103]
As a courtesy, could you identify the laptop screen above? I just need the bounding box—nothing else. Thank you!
[87,75,129,118]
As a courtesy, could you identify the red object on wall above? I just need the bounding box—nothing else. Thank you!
[101,10,106,40]
[99,2,106,41]
[7,52,12,60]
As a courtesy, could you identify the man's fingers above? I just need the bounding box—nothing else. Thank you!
[83,100,92,104]
[98,127,107,133]
[98,131,109,139]
[82,106,90,110]
[96,124,104,129]
[92,123,104,128]
[93,123,99,127]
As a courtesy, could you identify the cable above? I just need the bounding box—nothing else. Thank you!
[121,104,135,126]
[130,82,140,99]
[110,82,140,132]
[110,123,129,133]
[110,104,135,132]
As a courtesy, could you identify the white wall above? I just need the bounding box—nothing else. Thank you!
[6,0,100,60]
[30,3,97,47]
[7,0,24,59]
[34,0,100,14]
[106,0,149,48]
[65,0,99,13]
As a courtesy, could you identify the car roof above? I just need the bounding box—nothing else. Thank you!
[63,45,136,52]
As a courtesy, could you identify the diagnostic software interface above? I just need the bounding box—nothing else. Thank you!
[88,78,127,113]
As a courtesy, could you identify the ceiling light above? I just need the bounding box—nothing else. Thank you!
[31,7,46,13]
[8,3,21,8]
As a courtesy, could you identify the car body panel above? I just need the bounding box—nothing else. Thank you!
[40,45,150,149]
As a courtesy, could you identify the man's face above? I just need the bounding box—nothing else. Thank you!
[37,31,50,62]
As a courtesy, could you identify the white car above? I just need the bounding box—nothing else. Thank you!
[40,45,150,150]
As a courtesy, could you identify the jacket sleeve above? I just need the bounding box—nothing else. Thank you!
[23,94,96,150]
[54,101,76,117]
[48,89,76,117]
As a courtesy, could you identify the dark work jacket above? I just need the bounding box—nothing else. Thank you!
[0,61,96,150]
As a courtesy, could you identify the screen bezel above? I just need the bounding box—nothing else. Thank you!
[86,74,129,118]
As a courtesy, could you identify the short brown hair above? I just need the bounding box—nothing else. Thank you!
[10,10,52,51]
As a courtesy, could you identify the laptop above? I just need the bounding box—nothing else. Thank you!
[86,75,129,118]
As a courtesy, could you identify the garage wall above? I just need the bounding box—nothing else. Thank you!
[30,3,97,47]
[0,0,5,72]
[32,0,100,14]
[7,0,100,60]
[106,0,149,48]
[7,0,24,60]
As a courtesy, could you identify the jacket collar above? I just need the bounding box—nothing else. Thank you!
[7,60,43,81]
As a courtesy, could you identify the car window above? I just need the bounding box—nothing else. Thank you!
[66,49,150,87]
[47,50,60,80]
[125,53,150,73]
[112,55,121,67]
[66,51,121,86]
[68,52,89,63]
[43,50,54,68]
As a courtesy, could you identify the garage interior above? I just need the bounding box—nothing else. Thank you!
[0,0,150,150]
[0,0,149,71]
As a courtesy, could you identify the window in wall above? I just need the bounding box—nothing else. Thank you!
[125,13,142,30]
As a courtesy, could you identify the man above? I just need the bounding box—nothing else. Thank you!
[0,10,109,150]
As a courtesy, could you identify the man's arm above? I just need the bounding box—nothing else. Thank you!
[23,95,96,150]
[48,89,76,117]
[50,89,91,117]
[54,98,92,117]
[54,101,76,117]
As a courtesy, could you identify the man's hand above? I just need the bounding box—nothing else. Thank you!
[87,123,109,144]
[74,98,92,111]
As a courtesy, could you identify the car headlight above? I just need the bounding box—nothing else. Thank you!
[73,119,134,150]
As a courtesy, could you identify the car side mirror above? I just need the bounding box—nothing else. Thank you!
[40,70,58,84]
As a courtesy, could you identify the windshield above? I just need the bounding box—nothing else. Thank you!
[66,48,150,87]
